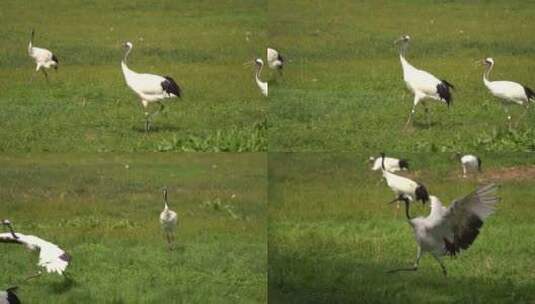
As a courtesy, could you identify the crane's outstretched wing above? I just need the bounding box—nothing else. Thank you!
[439,184,499,255]
[0,233,70,275]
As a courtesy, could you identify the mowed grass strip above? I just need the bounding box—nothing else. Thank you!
[268,153,535,303]
[0,153,267,303]
[0,0,268,152]
[268,0,535,152]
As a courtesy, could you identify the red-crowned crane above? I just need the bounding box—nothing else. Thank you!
[28,29,59,83]
[267,48,284,74]
[482,57,534,128]
[0,220,71,276]
[387,183,499,277]
[380,152,429,205]
[121,42,182,132]
[455,153,481,178]
[369,154,409,173]
[159,188,178,250]
[395,35,454,127]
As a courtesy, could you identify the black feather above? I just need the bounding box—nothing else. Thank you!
[477,157,482,172]
[51,54,59,64]
[444,238,458,256]
[6,287,20,304]
[524,85,535,101]
[414,184,429,204]
[161,76,182,98]
[436,80,454,106]
[277,54,284,69]
[454,215,483,251]
[398,159,409,170]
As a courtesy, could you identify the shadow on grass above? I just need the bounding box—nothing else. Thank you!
[48,276,76,294]
[269,248,534,304]
[131,124,182,133]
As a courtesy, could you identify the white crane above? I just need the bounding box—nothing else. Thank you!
[482,57,534,128]
[28,29,59,82]
[395,35,454,127]
[369,154,409,172]
[380,153,429,205]
[455,153,481,178]
[254,58,268,96]
[0,220,70,275]
[0,287,19,304]
[267,48,284,73]
[387,183,499,276]
[121,42,182,132]
[159,188,178,250]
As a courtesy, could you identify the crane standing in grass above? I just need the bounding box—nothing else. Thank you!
[387,183,499,277]
[0,219,71,276]
[28,29,59,83]
[482,57,535,128]
[395,35,454,127]
[455,153,482,178]
[159,188,178,250]
[121,42,182,132]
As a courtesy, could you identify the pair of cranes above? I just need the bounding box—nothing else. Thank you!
[396,35,535,128]
[0,188,178,302]
[373,152,499,276]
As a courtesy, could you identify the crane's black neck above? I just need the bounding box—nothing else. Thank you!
[404,199,412,220]
[5,223,18,239]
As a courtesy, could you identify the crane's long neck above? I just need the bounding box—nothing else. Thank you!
[404,200,412,221]
[483,63,493,87]
[121,47,135,80]
[255,64,264,85]
[6,223,18,239]
[163,189,169,210]
[28,30,34,55]
[399,44,415,77]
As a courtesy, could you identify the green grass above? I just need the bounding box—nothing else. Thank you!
[0,154,267,303]
[268,153,535,303]
[0,0,268,152]
[268,0,535,152]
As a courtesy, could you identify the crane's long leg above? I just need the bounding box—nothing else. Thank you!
[145,102,165,132]
[423,101,431,126]
[42,69,49,83]
[462,165,467,178]
[405,95,420,127]
[431,253,447,277]
[387,246,421,273]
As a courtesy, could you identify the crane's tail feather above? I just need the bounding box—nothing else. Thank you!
[524,85,535,102]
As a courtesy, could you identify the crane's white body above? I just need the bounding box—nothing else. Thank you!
[121,43,180,107]
[382,170,419,201]
[460,154,480,177]
[396,35,453,126]
[267,48,283,70]
[371,156,407,172]
[0,232,70,275]
[159,189,178,249]
[159,203,178,234]
[254,58,268,96]
[394,184,499,276]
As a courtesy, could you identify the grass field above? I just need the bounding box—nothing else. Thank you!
[268,0,535,152]
[0,0,268,152]
[0,154,266,303]
[269,153,535,303]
